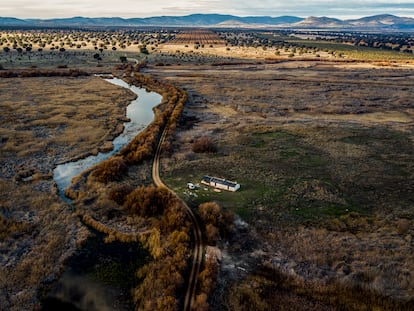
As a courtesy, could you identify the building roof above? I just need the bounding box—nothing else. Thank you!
[202,175,239,188]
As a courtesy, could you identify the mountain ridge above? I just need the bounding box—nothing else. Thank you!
[0,13,413,30]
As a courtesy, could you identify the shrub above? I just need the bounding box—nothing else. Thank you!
[198,202,222,226]
[193,293,209,311]
[123,185,175,217]
[108,184,134,205]
[397,218,410,235]
[192,136,217,153]
[205,223,219,244]
[92,156,128,183]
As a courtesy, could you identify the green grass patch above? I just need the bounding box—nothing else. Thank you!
[67,236,149,290]
[165,125,413,229]
[92,261,141,288]
[291,202,361,221]
[287,39,414,61]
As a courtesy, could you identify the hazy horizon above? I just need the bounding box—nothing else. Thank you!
[2,1,414,20]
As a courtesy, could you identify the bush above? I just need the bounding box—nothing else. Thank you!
[92,156,128,183]
[397,218,410,235]
[108,184,134,205]
[198,202,222,226]
[123,185,175,217]
[192,136,217,153]
[198,202,234,241]
[205,223,219,244]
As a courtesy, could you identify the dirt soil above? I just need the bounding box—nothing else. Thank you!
[145,61,414,310]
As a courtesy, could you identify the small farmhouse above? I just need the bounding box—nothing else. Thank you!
[201,175,240,192]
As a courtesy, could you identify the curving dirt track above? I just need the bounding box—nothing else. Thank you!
[152,125,204,311]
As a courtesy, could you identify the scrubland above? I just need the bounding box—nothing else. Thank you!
[0,75,136,310]
[146,61,414,310]
[1,27,414,310]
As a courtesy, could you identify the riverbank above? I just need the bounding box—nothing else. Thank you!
[63,70,193,310]
[40,235,149,311]
[0,75,137,310]
[53,77,162,197]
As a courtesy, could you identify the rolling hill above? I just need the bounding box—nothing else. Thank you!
[0,14,413,30]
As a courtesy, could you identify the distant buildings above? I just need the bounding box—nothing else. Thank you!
[201,175,240,192]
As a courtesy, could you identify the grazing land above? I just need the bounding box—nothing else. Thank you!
[145,61,414,310]
[0,28,414,311]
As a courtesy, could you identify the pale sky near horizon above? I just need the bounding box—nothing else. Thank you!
[1,0,414,19]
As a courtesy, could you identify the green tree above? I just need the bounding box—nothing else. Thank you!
[140,45,149,54]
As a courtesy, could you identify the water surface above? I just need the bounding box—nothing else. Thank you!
[53,78,162,199]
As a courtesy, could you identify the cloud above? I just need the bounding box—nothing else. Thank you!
[1,0,414,18]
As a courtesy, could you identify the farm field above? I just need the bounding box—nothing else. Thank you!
[169,29,226,46]
[0,27,414,310]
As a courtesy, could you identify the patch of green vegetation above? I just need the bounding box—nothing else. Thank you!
[340,135,374,145]
[165,124,413,231]
[291,202,361,221]
[251,131,300,150]
[166,130,334,223]
[67,236,149,290]
[252,131,297,139]
[287,39,414,61]
[92,261,141,288]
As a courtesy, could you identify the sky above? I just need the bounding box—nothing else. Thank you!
[2,0,414,19]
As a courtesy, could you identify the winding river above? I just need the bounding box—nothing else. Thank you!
[53,77,162,199]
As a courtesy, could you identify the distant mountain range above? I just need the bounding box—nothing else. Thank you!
[1,14,414,31]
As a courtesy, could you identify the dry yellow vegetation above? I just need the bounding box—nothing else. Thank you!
[150,61,414,310]
[0,75,137,310]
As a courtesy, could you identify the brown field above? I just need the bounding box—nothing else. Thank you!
[145,61,414,310]
[0,75,136,310]
[169,30,226,46]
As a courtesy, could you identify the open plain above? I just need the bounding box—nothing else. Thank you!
[0,28,414,310]
[145,60,414,309]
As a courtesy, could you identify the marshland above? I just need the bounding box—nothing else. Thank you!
[1,28,413,310]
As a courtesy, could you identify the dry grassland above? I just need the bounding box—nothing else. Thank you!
[0,76,136,175]
[160,43,335,60]
[147,62,414,310]
[1,32,414,310]
[0,75,136,310]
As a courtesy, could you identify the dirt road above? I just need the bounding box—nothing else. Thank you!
[152,124,204,311]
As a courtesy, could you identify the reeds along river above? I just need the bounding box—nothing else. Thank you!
[43,77,161,311]
[53,77,162,201]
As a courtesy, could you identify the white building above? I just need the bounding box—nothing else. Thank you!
[201,175,240,192]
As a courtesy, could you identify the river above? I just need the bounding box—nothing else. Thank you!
[42,77,161,311]
[53,77,162,200]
